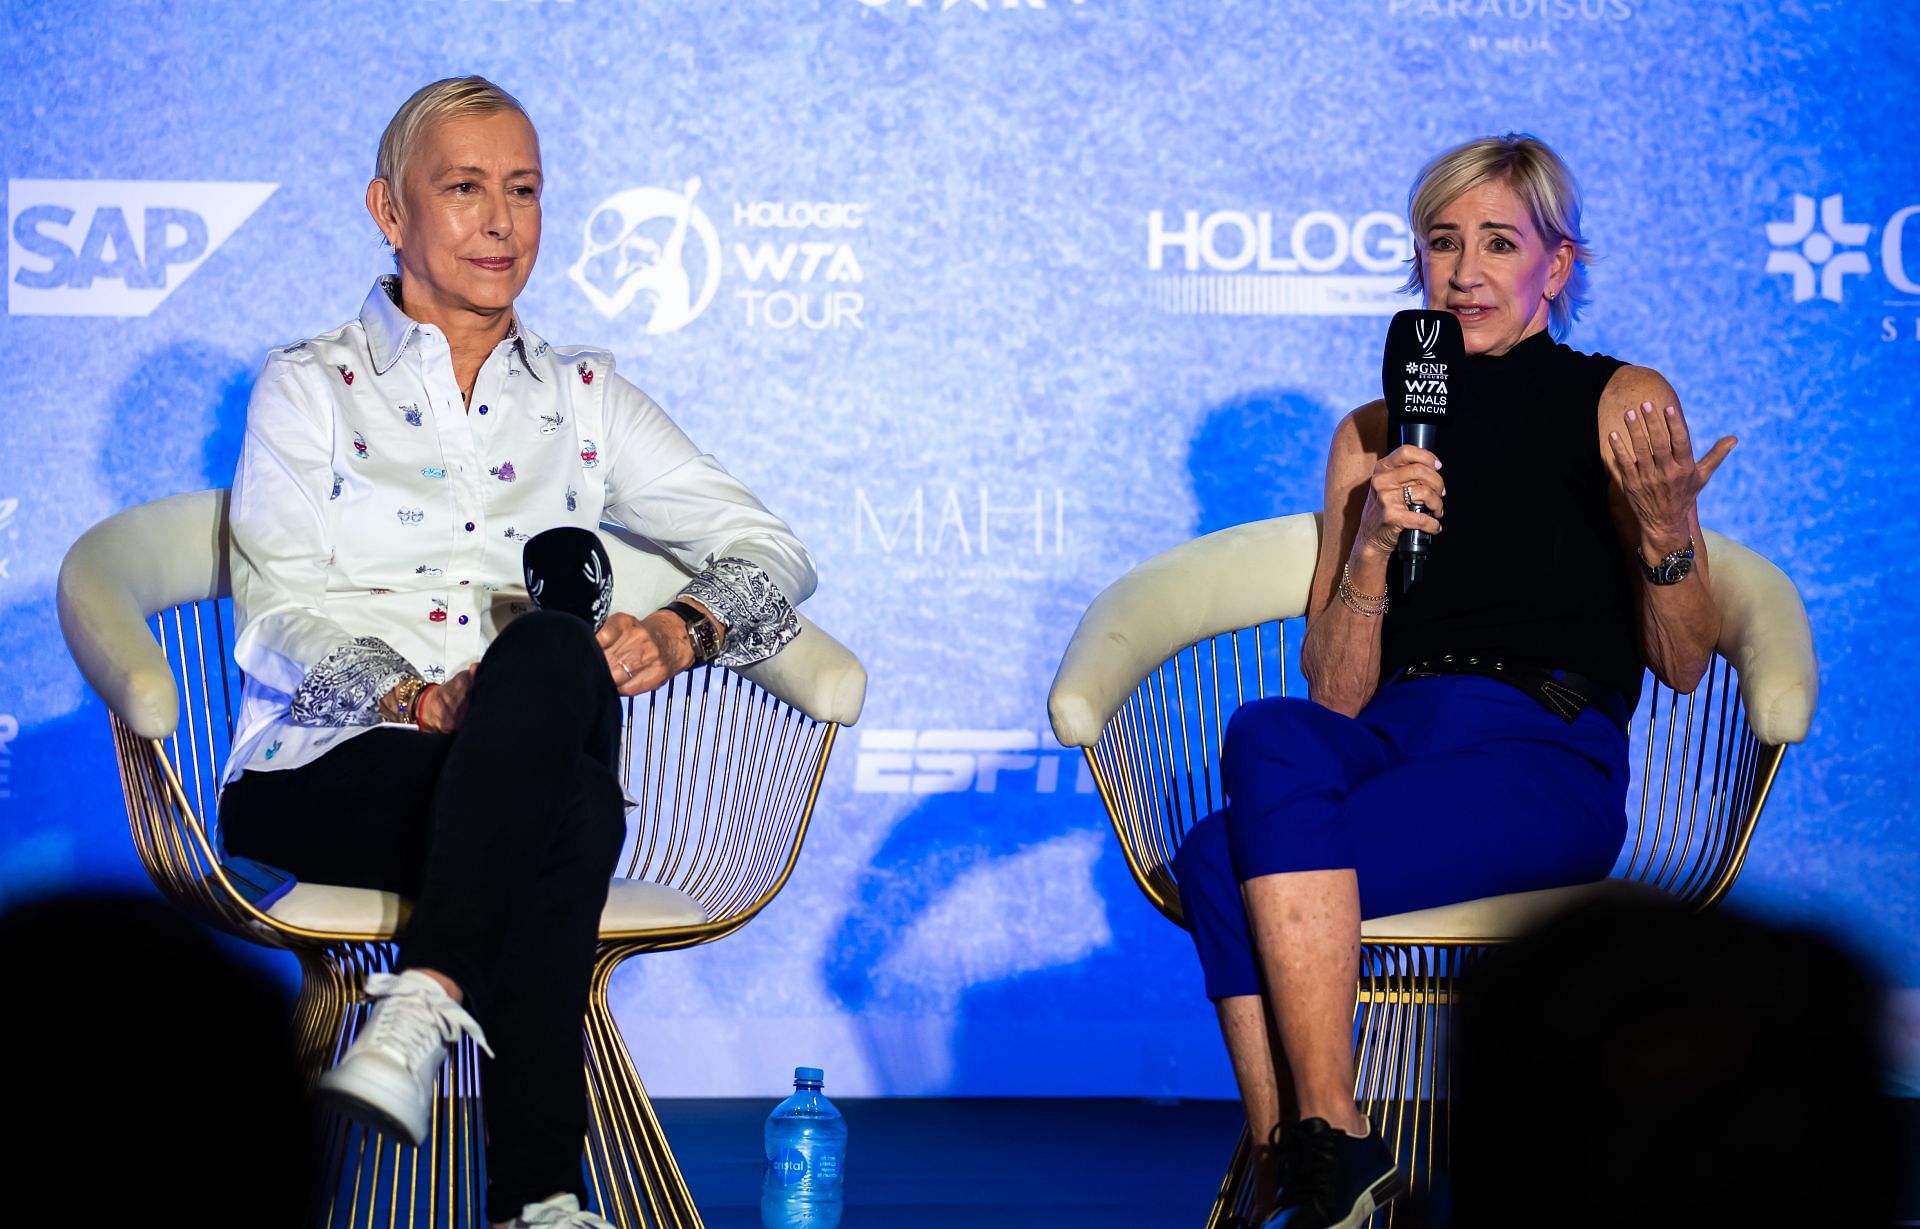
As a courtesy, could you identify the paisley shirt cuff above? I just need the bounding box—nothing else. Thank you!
[288,636,421,727]
[678,557,800,668]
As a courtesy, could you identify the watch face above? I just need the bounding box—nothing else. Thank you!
[1656,553,1695,585]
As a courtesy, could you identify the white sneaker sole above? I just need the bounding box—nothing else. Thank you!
[315,1062,432,1146]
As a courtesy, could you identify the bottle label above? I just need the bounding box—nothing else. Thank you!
[772,1146,808,1186]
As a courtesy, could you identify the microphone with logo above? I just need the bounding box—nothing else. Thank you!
[1381,308,1465,589]
[522,527,616,630]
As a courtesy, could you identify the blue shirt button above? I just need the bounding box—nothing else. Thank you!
[458,614,469,625]
[477,404,489,415]
[459,579,470,585]
[464,521,475,532]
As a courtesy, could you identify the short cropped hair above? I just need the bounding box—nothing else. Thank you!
[375,76,531,192]
[1401,134,1592,338]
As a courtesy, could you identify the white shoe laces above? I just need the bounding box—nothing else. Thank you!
[512,1193,614,1228]
[360,971,495,1062]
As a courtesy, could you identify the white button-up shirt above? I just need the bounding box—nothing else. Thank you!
[223,277,816,783]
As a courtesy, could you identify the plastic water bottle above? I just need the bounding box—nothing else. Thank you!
[760,1066,846,1228]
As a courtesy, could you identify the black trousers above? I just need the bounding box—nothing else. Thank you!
[221,611,626,1223]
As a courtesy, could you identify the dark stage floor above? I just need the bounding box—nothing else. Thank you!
[654,1097,1920,1228]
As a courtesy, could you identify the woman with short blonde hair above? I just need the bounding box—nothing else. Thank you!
[1172,132,1735,1228]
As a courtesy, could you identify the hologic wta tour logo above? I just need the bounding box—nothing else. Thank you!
[571,181,867,333]
[8,180,277,317]
[568,179,723,334]
[1762,192,1920,341]
[1148,207,1413,317]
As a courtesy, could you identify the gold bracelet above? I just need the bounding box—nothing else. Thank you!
[389,676,428,724]
[1338,562,1389,618]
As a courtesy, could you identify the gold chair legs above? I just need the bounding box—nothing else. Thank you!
[1202,944,1482,1229]
[582,946,704,1229]
[290,943,702,1229]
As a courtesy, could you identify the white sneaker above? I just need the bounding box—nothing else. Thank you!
[315,968,493,1146]
[510,1193,615,1228]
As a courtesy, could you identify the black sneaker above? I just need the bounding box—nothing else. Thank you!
[1258,1117,1403,1229]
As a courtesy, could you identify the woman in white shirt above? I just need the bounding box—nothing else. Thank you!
[217,77,816,1229]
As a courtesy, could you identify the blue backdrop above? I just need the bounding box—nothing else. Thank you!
[4,0,1916,1097]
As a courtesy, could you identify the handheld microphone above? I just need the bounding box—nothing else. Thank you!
[1381,308,1464,589]
[522,527,615,630]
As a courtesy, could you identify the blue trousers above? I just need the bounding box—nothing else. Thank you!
[1171,674,1630,1001]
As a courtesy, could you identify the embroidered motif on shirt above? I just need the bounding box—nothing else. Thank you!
[329,473,343,500]
[289,636,418,728]
[264,739,281,760]
[491,461,517,482]
[423,664,447,683]
[352,432,369,460]
[531,340,549,357]
[396,507,424,525]
[428,598,448,623]
[414,564,444,576]
[577,361,594,385]
[580,440,599,468]
[400,404,423,427]
[337,364,355,386]
[679,557,801,668]
[281,341,307,354]
[421,466,446,479]
[540,410,565,435]
[501,526,530,543]
[565,484,578,512]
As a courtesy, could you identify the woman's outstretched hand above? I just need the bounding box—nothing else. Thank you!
[596,611,695,696]
[1604,400,1736,557]
[1355,443,1445,560]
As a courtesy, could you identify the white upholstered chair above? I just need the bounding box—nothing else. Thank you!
[58,488,867,1229]
[1047,512,1817,1227]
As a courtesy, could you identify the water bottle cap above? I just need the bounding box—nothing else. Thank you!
[794,1066,824,1084]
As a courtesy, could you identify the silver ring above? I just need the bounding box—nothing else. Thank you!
[1402,484,1415,510]
[619,661,634,680]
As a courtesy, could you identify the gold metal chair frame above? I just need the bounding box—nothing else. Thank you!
[68,491,859,1229]
[1052,516,1813,1228]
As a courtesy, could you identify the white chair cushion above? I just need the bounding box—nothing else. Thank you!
[265,877,707,936]
[1360,879,1655,943]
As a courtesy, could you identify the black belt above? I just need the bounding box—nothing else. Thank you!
[1395,655,1631,735]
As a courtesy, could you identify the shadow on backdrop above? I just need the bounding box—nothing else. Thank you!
[820,387,1335,1093]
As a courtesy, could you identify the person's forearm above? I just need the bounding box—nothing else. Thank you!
[1301,542,1391,718]
[1634,526,1719,693]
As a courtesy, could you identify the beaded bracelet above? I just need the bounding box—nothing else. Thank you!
[391,676,429,725]
[1338,562,1389,618]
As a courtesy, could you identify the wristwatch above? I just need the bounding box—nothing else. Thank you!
[664,600,721,664]
[1641,537,1695,586]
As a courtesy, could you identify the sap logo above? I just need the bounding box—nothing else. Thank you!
[570,179,722,333]
[8,180,277,317]
[1766,193,1920,306]
[854,729,1095,794]
[1148,208,1412,318]
[855,486,1068,556]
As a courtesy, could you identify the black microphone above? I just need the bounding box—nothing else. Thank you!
[1381,308,1464,589]
[522,527,615,630]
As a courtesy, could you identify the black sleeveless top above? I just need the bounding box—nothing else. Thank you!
[1379,329,1645,710]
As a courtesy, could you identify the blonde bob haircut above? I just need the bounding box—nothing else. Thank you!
[375,75,532,193]
[1401,133,1592,339]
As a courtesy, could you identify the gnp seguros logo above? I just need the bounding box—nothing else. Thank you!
[571,179,866,334]
[8,180,277,317]
[1763,192,1920,341]
[1148,206,1413,317]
